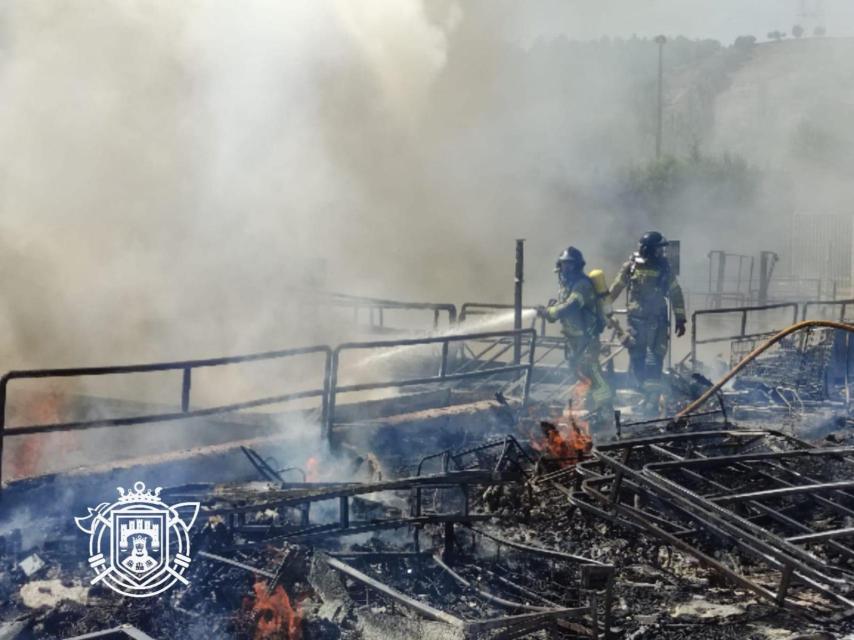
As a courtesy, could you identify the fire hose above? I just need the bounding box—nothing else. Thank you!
[675,320,854,420]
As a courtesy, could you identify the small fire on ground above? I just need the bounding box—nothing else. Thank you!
[532,379,593,466]
[246,579,302,640]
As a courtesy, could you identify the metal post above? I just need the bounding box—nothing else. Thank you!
[514,239,525,365]
[320,350,331,434]
[324,350,340,443]
[523,331,536,407]
[655,35,667,159]
[0,376,6,492]
[339,496,349,528]
[690,311,698,372]
[716,251,726,308]
[748,257,755,301]
[776,564,794,605]
[602,568,615,640]
[759,251,770,305]
[758,251,778,305]
[181,368,192,413]
[443,522,455,563]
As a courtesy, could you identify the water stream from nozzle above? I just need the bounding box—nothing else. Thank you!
[354,308,538,369]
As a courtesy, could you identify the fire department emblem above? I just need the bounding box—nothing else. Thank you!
[75,481,200,598]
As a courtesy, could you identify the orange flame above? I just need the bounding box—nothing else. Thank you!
[9,390,72,479]
[249,580,302,640]
[532,378,592,467]
[305,456,319,482]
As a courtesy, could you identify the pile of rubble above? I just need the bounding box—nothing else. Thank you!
[3,415,854,639]
[4,321,854,638]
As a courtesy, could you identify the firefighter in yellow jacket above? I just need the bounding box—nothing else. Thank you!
[537,247,613,434]
[610,232,686,410]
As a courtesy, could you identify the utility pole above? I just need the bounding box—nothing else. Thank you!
[655,35,667,159]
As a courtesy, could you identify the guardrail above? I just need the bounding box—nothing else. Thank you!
[801,299,854,322]
[0,345,333,486]
[459,302,544,335]
[324,329,536,439]
[690,303,799,370]
[314,292,457,332]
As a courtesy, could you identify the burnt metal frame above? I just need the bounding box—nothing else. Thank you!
[0,345,332,487]
[324,329,536,439]
[204,469,523,544]
[690,302,799,370]
[239,445,307,484]
[325,527,614,639]
[413,436,534,523]
[576,429,854,612]
[464,525,615,638]
[614,409,727,439]
[414,435,534,477]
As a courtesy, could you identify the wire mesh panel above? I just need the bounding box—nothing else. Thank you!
[730,328,841,404]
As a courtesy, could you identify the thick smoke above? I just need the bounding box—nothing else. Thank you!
[1,1,853,387]
[1,0,854,487]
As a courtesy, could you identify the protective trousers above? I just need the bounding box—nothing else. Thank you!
[627,314,669,402]
[565,337,614,437]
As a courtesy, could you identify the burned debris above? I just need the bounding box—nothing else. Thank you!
[3,289,854,639]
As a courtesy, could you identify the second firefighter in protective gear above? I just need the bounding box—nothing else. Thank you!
[537,247,614,436]
[610,231,686,410]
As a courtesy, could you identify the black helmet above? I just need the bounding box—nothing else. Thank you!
[638,231,668,258]
[555,246,585,272]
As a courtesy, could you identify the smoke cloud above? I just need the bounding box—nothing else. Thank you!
[1,0,853,369]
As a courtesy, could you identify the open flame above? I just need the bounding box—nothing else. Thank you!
[532,378,592,467]
[305,456,319,482]
[8,390,71,479]
[248,580,302,640]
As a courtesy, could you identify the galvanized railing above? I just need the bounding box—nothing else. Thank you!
[0,329,540,486]
[0,345,333,485]
[801,298,854,322]
[313,291,457,332]
[324,329,536,438]
[690,302,799,370]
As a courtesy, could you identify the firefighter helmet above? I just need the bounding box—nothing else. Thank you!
[638,231,668,258]
[555,246,586,271]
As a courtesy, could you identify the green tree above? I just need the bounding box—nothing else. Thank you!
[619,153,760,227]
[734,35,757,49]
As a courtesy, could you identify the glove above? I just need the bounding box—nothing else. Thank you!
[675,318,686,338]
[535,305,548,319]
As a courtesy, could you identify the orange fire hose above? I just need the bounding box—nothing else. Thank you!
[676,320,854,420]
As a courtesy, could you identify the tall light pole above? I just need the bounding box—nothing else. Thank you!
[655,35,667,159]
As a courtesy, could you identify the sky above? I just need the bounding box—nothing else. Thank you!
[503,0,854,45]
